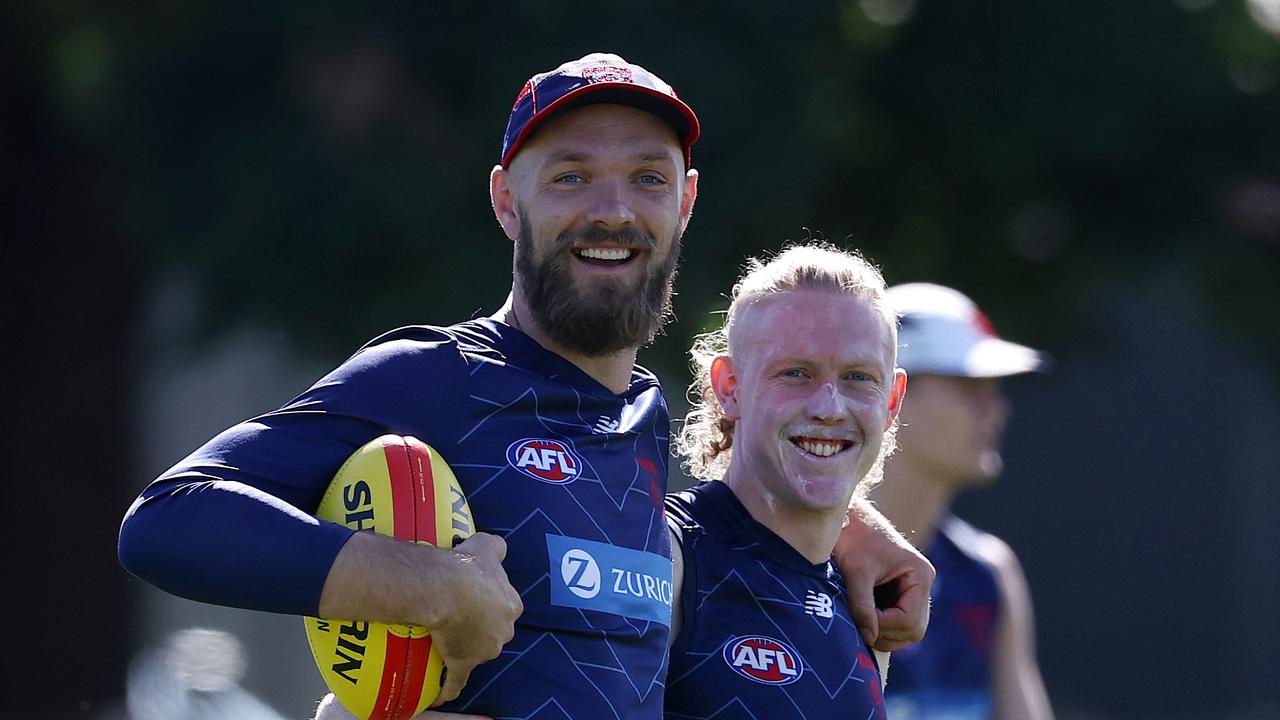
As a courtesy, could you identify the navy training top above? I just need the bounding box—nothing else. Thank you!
[663,481,886,720]
[883,514,1002,719]
[119,319,674,719]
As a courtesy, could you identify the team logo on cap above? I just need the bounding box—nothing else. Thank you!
[582,64,633,84]
[507,438,581,484]
[723,635,804,685]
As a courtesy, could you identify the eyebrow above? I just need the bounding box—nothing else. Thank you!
[545,151,591,164]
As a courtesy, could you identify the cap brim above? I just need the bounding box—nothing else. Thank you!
[501,82,700,168]
[957,338,1049,377]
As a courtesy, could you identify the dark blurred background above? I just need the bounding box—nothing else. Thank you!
[5,1,1278,718]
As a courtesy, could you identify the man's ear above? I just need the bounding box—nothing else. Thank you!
[885,369,908,431]
[710,355,741,420]
[677,168,699,236]
[490,165,521,241]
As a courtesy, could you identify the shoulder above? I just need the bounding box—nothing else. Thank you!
[664,487,704,552]
[280,324,483,416]
[630,362,662,391]
[942,516,1027,595]
[665,482,728,551]
[940,516,1013,566]
[336,322,497,380]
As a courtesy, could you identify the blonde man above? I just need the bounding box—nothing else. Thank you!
[663,244,917,718]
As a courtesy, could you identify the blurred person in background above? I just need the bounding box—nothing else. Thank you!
[127,628,288,720]
[868,283,1054,720]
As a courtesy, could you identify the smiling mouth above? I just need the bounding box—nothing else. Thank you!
[573,247,636,266]
[790,437,854,458]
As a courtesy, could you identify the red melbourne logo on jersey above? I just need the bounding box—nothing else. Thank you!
[506,438,581,484]
[722,635,804,685]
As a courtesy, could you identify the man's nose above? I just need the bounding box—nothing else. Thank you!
[586,179,637,230]
[806,383,849,423]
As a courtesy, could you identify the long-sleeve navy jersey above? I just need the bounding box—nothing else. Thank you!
[883,514,1001,719]
[663,481,886,720]
[119,319,674,719]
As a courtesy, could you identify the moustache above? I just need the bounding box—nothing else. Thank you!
[557,225,657,251]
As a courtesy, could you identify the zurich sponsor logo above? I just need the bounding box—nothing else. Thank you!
[723,635,805,685]
[560,548,601,599]
[507,438,581,484]
[546,534,673,626]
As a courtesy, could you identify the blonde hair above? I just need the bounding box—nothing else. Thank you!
[674,242,899,496]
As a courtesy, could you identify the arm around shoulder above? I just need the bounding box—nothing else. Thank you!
[833,496,935,651]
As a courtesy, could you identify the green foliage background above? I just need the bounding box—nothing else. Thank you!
[17,1,1278,371]
[6,1,1279,717]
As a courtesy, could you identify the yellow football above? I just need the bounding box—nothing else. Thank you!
[304,435,474,720]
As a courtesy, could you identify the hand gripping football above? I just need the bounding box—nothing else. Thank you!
[304,435,475,720]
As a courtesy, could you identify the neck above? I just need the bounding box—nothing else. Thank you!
[869,454,955,550]
[721,466,849,565]
[492,291,639,395]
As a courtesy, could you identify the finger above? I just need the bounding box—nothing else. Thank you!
[464,532,507,562]
[871,607,918,652]
[879,584,929,645]
[843,578,880,646]
[433,662,475,706]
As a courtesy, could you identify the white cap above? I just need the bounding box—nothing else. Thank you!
[888,283,1049,378]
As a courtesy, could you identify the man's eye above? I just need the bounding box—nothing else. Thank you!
[846,372,871,382]
[637,174,666,185]
[782,369,806,378]
[555,174,585,184]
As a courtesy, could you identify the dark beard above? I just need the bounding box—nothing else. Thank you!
[515,211,680,357]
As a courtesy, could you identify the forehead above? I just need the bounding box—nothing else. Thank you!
[511,104,683,167]
[735,290,895,369]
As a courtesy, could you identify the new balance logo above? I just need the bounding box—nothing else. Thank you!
[804,590,833,618]
[593,416,620,434]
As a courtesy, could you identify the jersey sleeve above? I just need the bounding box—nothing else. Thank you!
[118,334,467,616]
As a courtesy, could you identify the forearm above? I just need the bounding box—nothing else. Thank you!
[319,531,468,627]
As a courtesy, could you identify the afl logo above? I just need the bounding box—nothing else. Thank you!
[506,438,581,484]
[722,635,804,685]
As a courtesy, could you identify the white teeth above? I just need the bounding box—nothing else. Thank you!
[794,439,845,457]
[577,247,632,261]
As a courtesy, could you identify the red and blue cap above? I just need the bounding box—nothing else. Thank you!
[889,283,1050,378]
[500,53,701,169]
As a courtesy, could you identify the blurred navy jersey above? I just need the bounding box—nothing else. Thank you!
[120,319,674,719]
[663,482,885,720]
[884,515,1001,719]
